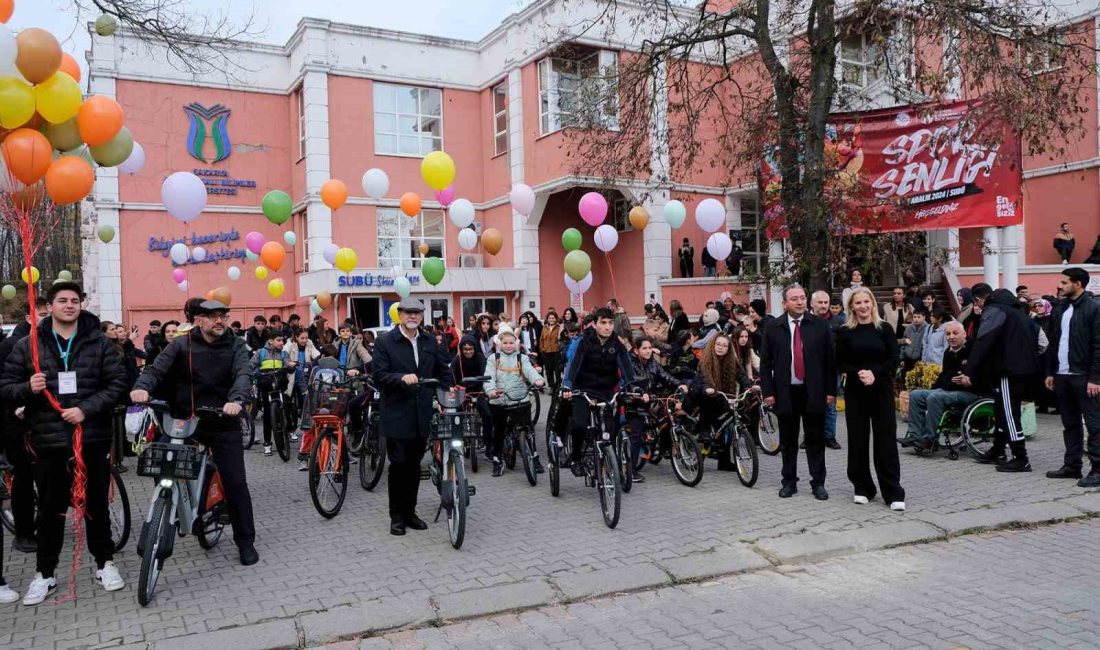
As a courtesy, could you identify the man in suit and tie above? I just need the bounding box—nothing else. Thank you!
[759,285,837,500]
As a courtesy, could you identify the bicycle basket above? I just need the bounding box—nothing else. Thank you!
[430,411,481,440]
[435,386,467,410]
[313,386,350,417]
[137,442,202,480]
[256,370,288,392]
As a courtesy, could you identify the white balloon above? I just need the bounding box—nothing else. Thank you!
[449,199,475,229]
[169,242,189,265]
[323,243,340,265]
[706,232,733,261]
[457,227,478,251]
[283,231,297,246]
[394,277,412,298]
[245,250,258,262]
[695,198,726,233]
[177,280,189,292]
[117,142,146,175]
[310,299,323,315]
[191,246,207,262]
[509,184,536,216]
[362,168,390,199]
[161,172,208,223]
[227,266,241,281]
[593,224,619,253]
[563,271,593,295]
[0,26,17,78]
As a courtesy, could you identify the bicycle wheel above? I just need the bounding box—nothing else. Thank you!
[504,431,517,470]
[617,432,632,493]
[670,427,704,487]
[596,444,621,529]
[1,468,15,535]
[548,431,561,497]
[137,494,171,607]
[240,410,255,450]
[309,428,349,518]
[196,472,226,549]
[531,390,542,425]
[272,404,290,462]
[358,421,386,491]
[469,436,479,474]
[108,466,131,552]
[447,450,467,549]
[758,404,781,456]
[519,428,537,486]
[732,426,759,487]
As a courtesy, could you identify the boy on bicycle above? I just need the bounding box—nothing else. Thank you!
[484,325,545,477]
[250,330,296,456]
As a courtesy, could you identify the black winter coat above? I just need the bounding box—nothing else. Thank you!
[0,312,128,451]
[630,355,681,394]
[371,326,453,440]
[0,321,31,443]
[1044,292,1100,382]
[967,289,1039,381]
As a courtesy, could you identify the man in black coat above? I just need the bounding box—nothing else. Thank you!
[142,320,167,365]
[372,298,454,536]
[0,282,129,604]
[759,285,836,500]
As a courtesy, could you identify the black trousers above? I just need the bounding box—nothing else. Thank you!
[680,259,693,278]
[569,396,615,462]
[193,429,256,545]
[32,444,114,576]
[991,375,1028,461]
[1054,374,1100,471]
[386,436,427,521]
[778,385,827,489]
[5,437,36,540]
[542,351,563,390]
[845,382,904,503]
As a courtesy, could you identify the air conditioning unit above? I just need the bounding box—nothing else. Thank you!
[459,253,483,268]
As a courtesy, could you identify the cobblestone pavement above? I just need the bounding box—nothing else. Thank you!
[0,412,1096,648]
[344,519,1100,650]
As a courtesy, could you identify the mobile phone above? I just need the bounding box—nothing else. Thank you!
[131,325,138,333]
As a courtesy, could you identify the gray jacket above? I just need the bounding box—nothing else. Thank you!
[484,350,544,405]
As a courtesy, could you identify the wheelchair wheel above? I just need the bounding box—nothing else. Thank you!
[961,398,997,457]
[938,408,965,453]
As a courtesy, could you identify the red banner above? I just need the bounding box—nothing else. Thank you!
[761,100,1023,236]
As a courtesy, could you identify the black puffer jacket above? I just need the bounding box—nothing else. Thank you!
[0,320,31,444]
[1045,291,1100,382]
[967,289,1040,381]
[630,355,680,394]
[0,312,128,451]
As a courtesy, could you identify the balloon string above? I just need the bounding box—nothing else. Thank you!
[604,253,620,306]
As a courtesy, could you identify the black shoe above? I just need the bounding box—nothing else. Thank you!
[238,543,259,566]
[1046,466,1082,480]
[995,458,1032,473]
[534,457,545,474]
[570,463,585,478]
[632,472,645,484]
[404,514,428,530]
[1078,471,1100,488]
[912,437,934,452]
[778,485,797,498]
[974,450,1007,465]
[12,536,37,553]
[825,439,842,450]
[812,484,829,500]
[390,520,407,536]
[898,435,917,448]
[492,460,504,477]
[561,455,573,468]
[114,464,128,473]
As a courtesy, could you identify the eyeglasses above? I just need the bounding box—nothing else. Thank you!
[205,313,231,321]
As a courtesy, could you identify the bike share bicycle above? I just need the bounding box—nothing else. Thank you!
[419,378,482,549]
[547,389,623,529]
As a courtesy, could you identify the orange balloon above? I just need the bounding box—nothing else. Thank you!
[418,241,429,256]
[399,192,421,217]
[77,95,125,147]
[44,155,94,205]
[482,228,503,256]
[1,128,52,185]
[15,28,62,84]
[320,179,347,210]
[58,53,81,83]
[204,290,215,300]
[0,0,12,23]
[259,240,286,272]
[315,291,332,309]
[211,286,232,305]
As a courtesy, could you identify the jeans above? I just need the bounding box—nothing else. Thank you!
[1054,374,1100,471]
[906,389,979,441]
[704,265,717,277]
[824,376,841,440]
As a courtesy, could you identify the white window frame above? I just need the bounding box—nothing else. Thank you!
[296,86,306,162]
[376,208,446,269]
[492,82,508,156]
[738,194,765,277]
[373,83,444,157]
[538,48,619,135]
[1022,36,1065,75]
[461,297,507,324]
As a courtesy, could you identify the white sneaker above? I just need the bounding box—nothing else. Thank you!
[853,495,869,505]
[263,445,273,456]
[290,432,300,442]
[22,574,56,605]
[0,584,18,604]
[95,561,125,592]
[890,501,906,511]
[298,460,309,472]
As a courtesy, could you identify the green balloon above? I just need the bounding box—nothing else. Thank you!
[97,225,116,243]
[57,269,73,281]
[95,14,118,36]
[63,145,97,168]
[90,127,134,167]
[563,250,592,282]
[262,190,293,225]
[561,228,582,252]
[1,284,15,300]
[422,256,445,286]
[43,118,83,152]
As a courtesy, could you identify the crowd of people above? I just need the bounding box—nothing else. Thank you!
[0,264,1097,605]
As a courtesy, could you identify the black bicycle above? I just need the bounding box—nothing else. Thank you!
[547,389,623,529]
[356,379,386,491]
[255,369,292,461]
[493,386,541,486]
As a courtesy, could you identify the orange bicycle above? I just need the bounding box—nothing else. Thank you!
[305,379,353,518]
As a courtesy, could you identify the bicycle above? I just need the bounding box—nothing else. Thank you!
[633,392,704,487]
[131,401,231,607]
[491,386,540,486]
[547,390,623,529]
[304,378,354,518]
[456,377,491,474]
[421,379,480,549]
[356,379,386,491]
[701,389,760,487]
[255,369,292,462]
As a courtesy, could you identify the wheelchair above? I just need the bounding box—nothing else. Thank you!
[914,397,996,460]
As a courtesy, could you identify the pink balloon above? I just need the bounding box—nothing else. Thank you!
[578,192,608,227]
[244,231,265,255]
[435,186,455,208]
[171,268,186,283]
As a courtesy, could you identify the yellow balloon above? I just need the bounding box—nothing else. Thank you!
[20,266,40,284]
[388,302,400,323]
[254,266,269,280]
[334,247,357,273]
[0,77,35,129]
[34,73,82,124]
[420,151,455,191]
[267,278,285,298]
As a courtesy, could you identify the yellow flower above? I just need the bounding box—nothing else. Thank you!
[905,362,942,391]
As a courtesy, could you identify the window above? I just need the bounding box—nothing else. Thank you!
[610,195,633,233]
[538,48,619,135]
[1023,36,1065,74]
[373,83,443,156]
[377,208,445,269]
[461,297,506,327]
[492,82,508,156]
[738,195,765,277]
[296,87,306,161]
[839,29,887,89]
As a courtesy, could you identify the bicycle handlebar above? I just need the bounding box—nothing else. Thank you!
[133,401,231,418]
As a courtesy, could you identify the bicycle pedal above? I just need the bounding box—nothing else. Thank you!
[467,485,476,497]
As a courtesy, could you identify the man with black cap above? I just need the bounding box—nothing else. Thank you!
[130,300,259,565]
[372,297,454,536]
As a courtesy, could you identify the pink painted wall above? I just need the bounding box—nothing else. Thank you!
[661,281,753,316]
[1022,169,1099,265]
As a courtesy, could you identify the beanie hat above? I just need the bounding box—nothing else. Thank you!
[495,323,517,346]
[703,309,720,326]
[749,299,767,318]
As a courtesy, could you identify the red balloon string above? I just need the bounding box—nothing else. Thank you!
[603,253,620,304]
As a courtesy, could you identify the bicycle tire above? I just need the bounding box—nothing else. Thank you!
[108,466,131,552]
[597,445,621,529]
[758,405,781,456]
[617,432,632,493]
[670,428,704,488]
[309,428,349,518]
[1,468,15,535]
[447,450,467,549]
[272,403,290,462]
[359,426,386,492]
[733,426,759,487]
[240,410,255,450]
[504,432,517,470]
[519,428,537,486]
[548,433,561,497]
[469,440,479,473]
[196,472,225,549]
[531,390,542,425]
[137,494,171,607]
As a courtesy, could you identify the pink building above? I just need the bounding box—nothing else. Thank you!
[84,1,1100,329]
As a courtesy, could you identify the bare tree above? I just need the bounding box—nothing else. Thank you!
[560,0,1096,288]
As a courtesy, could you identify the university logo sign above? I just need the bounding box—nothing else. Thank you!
[183,103,232,164]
